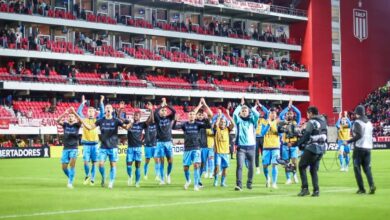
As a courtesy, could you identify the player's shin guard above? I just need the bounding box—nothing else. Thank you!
[109,167,116,183]
[184,170,190,182]
[263,167,269,180]
[99,166,105,180]
[84,163,90,177]
[127,165,132,178]
[135,167,141,183]
[69,167,75,184]
[167,162,173,176]
[63,168,69,177]
[271,166,278,184]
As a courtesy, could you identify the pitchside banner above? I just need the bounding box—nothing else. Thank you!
[327,142,390,151]
[0,146,50,159]
[50,145,185,158]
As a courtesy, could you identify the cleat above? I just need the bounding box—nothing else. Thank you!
[159,180,166,185]
[221,183,227,187]
[101,179,105,187]
[247,184,253,190]
[256,167,261,175]
[234,186,242,191]
[213,179,218,187]
[272,184,278,189]
[108,182,113,189]
[340,167,345,172]
[67,183,74,189]
[166,175,171,184]
[369,186,376,195]
[356,189,366,194]
[184,180,191,190]
[209,173,214,179]
[204,173,209,179]
[285,179,292,185]
[135,182,140,188]
[194,185,200,191]
[312,191,320,197]
[127,177,133,186]
[345,167,349,172]
[90,180,95,186]
[298,188,310,197]
[83,176,91,185]
[266,177,271,188]
[198,182,204,188]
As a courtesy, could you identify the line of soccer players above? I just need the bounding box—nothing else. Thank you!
[58,95,350,190]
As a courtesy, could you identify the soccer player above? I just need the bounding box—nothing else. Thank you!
[81,104,128,189]
[206,127,215,179]
[261,107,281,189]
[234,97,260,191]
[154,98,176,185]
[195,98,213,181]
[255,102,269,174]
[279,100,301,184]
[125,108,153,187]
[143,102,159,181]
[56,107,82,189]
[213,109,235,187]
[77,95,105,186]
[336,111,352,172]
[173,104,210,191]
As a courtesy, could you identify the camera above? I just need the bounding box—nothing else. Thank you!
[279,121,301,138]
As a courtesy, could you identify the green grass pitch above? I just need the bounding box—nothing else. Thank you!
[0,150,389,220]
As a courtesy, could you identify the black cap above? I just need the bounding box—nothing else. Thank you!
[354,105,365,116]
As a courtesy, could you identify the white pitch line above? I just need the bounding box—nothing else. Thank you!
[0,188,354,219]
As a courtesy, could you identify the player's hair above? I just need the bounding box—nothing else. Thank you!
[307,106,319,115]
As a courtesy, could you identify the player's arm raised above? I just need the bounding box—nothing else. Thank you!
[56,109,68,126]
[69,107,94,129]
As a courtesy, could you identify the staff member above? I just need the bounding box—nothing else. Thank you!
[295,106,327,197]
[345,105,376,194]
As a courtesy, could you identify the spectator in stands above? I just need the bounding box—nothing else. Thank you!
[44,63,50,77]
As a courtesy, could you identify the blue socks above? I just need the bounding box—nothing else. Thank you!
[144,162,149,176]
[84,163,90,177]
[109,167,116,183]
[345,155,350,167]
[167,162,173,176]
[91,164,96,181]
[271,166,278,184]
[194,167,200,186]
[338,154,344,168]
[184,169,190,182]
[99,166,105,180]
[68,167,75,184]
[127,165,132,178]
[62,168,69,177]
[286,171,291,180]
[135,167,141,183]
[263,167,269,180]
[208,158,214,175]
[160,162,165,181]
[154,163,159,178]
[221,175,226,185]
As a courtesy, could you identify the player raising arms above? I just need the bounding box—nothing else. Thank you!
[173,100,211,191]
[261,107,282,189]
[154,98,176,185]
[336,111,352,172]
[213,108,235,187]
[76,95,105,186]
[143,102,159,181]
[79,104,129,189]
[56,107,82,189]
[124,106,153,188]
[279,99,301,184]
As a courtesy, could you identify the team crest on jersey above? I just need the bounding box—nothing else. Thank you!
[353,9,368,42]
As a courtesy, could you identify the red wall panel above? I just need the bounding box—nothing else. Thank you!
[340,0,390,111]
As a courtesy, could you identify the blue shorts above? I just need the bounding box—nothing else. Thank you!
[215,153,230,169]
[262,149,280,166]
[127,147,142,162]
[183,150,201,166]
[144,146,157,159]
[61,149,78,164]
[98,148,119,162]
[201,148,213,163]
[281,145,299,160]
[155,141,173,158]
[337,140,350,154]
[82,144,99,162]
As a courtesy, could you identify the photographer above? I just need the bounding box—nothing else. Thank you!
[279,100,302,184]
[296,106,327,197]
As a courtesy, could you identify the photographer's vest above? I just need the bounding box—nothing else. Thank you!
[282,120,298,144]
[306,116,328,155]
[353,120,373,150]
